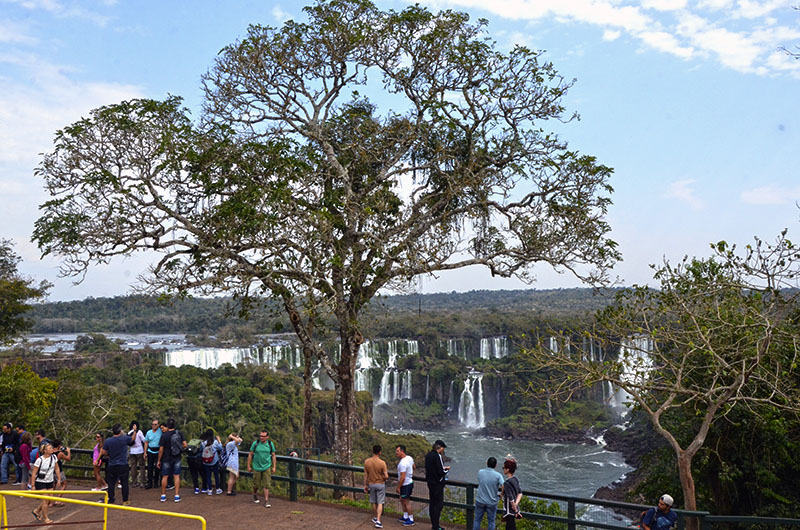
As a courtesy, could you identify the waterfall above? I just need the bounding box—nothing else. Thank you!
[480,336,509,359]
[403,370,412,400]
[425,374,430,403]
[457,372,485,428]
[392,371,401,402]
[378,370,392,404]
[607,335,653,416]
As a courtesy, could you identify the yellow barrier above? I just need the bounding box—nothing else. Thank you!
[0,489,206,530]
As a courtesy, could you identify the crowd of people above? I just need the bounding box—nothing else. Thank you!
[3,421,677,529]
[0,418,278,522]
[364,439,677,530]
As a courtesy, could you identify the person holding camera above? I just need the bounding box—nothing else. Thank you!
[30,443,60,524]
[99,424,134,505]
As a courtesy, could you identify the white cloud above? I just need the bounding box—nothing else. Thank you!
[419,0,800,77]
[664,179,703,210]
[740,185,800,205]
[642,0,687,11]
[271,5,291,23]
[3,0,112,26]
[0,20,36,43]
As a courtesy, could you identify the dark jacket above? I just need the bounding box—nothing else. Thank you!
[424,450,447,485]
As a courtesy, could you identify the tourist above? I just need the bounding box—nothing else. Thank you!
[157,418,187,503]
[184,437,204,494]
[127,421,146,487]
[246,429,276,507]
[395,444,415,526]
[201,429,223,495]
[363,444,389,528]
[30,442,60,525]
[501,457,523,530]
[424,440,450,530]
[91,432,108,491]
[100,424,133,505]
[1,422,19,484]
[641,494,678,530]
[143,419,162,489]
[224,432,243,496]
[50,439,71,507]
[473,457,504,530]
[32,430,49,460]
[14,424,28,484]
[17,431,33,489]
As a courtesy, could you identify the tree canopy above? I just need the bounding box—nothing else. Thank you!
[0,239,50,344]
[525,231,800,519]
[33,0,618,466]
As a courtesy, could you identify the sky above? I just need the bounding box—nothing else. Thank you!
[1,0,799,301]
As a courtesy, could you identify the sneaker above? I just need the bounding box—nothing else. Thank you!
[402,520,416,527]
[194,488,199,495]
[167,484,175,490]
[264,502,271,508]
[207,490,213,496]
[117,483,122,488]
[160,495,167,502]
[200,489,208,493]
[226,492,236,496]
[252,495,260,504]
[100,485,108,490]
[91,487,101,491]
[174,495,181,503]
[372,518,378,524]
[122,501,131,506]
[12,482,22,486]
[374,523,383,529]
[399,517,409,523]
[215,488,223,495]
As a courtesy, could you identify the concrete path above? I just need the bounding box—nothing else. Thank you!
[0,481,428,529]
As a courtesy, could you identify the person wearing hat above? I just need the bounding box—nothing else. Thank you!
[642,494,678,530]
[424,440,450,530]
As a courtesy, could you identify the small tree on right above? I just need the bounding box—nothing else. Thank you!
[524,231,800,521]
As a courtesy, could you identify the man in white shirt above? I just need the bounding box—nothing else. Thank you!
[395,445,415,526]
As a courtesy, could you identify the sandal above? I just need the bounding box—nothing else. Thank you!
[32,510,41,521]
[43,519,54,524]
[53,501,66,507]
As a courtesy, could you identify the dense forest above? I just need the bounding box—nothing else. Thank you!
[28,288,616,339]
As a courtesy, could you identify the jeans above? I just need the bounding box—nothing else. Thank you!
[0,452,16,483]
[187,457,202,490]
[473,502,499,530]
[203,463,220,491]
[106,464,129,504]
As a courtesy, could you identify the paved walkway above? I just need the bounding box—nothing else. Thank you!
[0,481,428,529]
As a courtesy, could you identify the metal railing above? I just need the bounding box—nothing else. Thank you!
[0,489,207,529]
[62,449,800,530]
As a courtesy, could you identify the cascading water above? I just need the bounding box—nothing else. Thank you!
[425,374,430,403]
[608,336,653,416]
[447,380,455,411]
[458,372,485,428]
[480,337,509,359]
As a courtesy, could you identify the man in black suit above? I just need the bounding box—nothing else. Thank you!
[424,440,450,530]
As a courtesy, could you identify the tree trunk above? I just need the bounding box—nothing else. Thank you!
[302,344,315,497]
[331,331,358,498]
[677,451,699,530]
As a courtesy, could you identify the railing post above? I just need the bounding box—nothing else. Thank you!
[568,498,576,530]
[466,485,475,530]
[289,458,298,502]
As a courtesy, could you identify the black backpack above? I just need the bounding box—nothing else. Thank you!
[170,430,184,457]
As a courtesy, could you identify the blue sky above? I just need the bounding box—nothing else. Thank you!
[1,0,799,301]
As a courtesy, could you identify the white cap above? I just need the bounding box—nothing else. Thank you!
[660,494,674,507]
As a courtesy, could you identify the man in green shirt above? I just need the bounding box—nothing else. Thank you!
[246,430,276,508]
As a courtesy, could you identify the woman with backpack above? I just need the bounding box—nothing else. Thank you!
[201,429,223,495]
[224,432,243,496]
[30,443,60,524]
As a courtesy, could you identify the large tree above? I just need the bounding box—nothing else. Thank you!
[525,233,800,520]
[33,0,618,470]
[0,239,50,344]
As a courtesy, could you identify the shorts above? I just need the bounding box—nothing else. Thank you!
[35,481,54,490]
[160,459,182,477]
[253,469,272,490]
[400,483,413,499]
[368,483,386,504]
